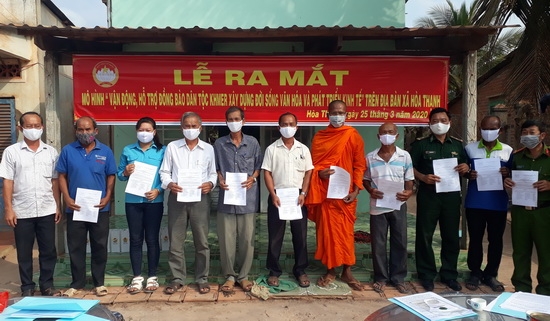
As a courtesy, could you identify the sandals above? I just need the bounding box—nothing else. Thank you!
[41,288,62,296]
[164,281,183,295]
[297,274,311,288]
[267,276,280,287]
[465,275,480,291]
[62,288,81,297]
[239,280,253,292]
[220,280,235,293]
[395,282,410,294]
[198,282,210,294]
[340,276,364,291]
[127,276,144,294]
[94,286,108,297]
[372,281,386,293]
[144,276,159,293]
[483,276,505,292]
[316,273,336,287]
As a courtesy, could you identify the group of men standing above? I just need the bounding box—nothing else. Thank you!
[3,100,550,297]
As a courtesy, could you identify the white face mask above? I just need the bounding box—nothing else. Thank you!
[137,131,154,144]
[183,128,200,141]
[429,122,450,135]
[480,129,499,142]
[329,115,345,128]
[227,121,243,133]
[379,134,396,146]
[279,126,297,139]
[22,128,43,141]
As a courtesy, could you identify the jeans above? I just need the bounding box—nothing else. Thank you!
[125,202,164,277]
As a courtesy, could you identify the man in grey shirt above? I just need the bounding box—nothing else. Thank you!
[214,106,262,293]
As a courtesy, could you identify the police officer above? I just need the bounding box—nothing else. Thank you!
[410,107,469,291]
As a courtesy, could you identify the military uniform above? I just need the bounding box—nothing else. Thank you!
[510,146,550,295]
[410,135,467,283]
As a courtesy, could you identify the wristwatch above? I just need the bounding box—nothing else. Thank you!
[300,191,307,196]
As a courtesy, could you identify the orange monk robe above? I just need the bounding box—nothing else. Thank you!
[305,125,366,269]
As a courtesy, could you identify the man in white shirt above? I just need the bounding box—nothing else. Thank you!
[262,112,314,288]
[160,112,217,295]
[363,122,414,294]
[0,112,61,297]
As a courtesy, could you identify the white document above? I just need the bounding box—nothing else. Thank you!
[511,170,538,207]
[375,179,405,210]
[327,165,351,199]
[433,158,461,193]
[177,171,202,202]
[500,292,550,315]
[73,188,102,223]
[125,161,158,197]
[474,158,504,191]
[389,292,476,321]
[223,172,247,206]
[276,188,302,220]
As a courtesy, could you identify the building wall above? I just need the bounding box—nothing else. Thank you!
[110,0,405,28]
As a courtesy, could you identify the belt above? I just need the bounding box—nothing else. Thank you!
[525,201,550,210]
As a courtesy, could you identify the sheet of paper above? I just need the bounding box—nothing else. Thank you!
[375,179,405,210]
[433,158,461,193]
[177,171,202,202]
[511,170,538,207]
[389,292,476,321]
[499,292,550,315]
[327,165,351,199]
[223,172,247,206]
[276,188,302,220]
[124,161,158,197]
[73,188,102,223]
[10,297,99,311]
[474,158,504,191]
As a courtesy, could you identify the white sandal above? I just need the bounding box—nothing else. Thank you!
[62,288,80,297]
[144,276,159,293]
[127,276,144,294]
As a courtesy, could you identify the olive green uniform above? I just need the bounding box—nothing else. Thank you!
[410,135,467,282]
[510,146,550,295]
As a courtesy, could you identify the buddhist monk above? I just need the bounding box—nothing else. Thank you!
[305,100,367,291]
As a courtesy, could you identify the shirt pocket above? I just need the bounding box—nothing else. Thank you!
[293,157,306,172]
[238,154,254,173]
[39,161,54,178]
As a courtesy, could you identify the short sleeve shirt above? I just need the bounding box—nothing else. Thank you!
[511,145,550,204]
[0,141,59,218]
[261,138,314,189]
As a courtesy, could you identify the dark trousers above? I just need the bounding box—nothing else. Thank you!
[125,202,164,277]
[370,203,408,285]
[415,187,461,282]
[466,208,507,279]
[67,211,110,288]
[266,194,308,278]
[14,214,57,292]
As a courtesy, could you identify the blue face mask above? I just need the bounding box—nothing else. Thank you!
[520,134,540,149]
[76,132,96,145]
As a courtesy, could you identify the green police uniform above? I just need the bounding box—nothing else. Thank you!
[510,146,550,295]
[410,134,468,282]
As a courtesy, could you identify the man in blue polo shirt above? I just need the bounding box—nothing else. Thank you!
[464,115,512,292]
[56,116,117,297]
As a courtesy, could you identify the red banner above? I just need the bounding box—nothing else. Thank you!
[73,55,448,125]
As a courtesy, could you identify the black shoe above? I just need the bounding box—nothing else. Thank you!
[421,279,434,291]
[482,276,504,292]
[41,287,62,296]
[21,289,35,296]
[444,279,462,291]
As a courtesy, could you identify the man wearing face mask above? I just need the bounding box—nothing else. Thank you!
[305,100,367,291]
[363,122,414,294]
[261,112,313,288]
[504,120,550,295]
[0,112,61,297]
[213,106,262,293]
[410,107,469,292]
[56,116,117,297]
[159,112,217,295]
[463,115,512,292]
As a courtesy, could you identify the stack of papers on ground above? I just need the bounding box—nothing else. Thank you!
[389,292,477,321]
[0,297,106,321]
[484,292,550,319]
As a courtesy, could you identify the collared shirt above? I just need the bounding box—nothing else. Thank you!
[55,139,117,213]
[511,145,550,204]
[464,140,513,211]
[214,134,262,214]
[0,141,59,219]
[364,146,414,215]
[159,138,217,191]
[117,141,166,203]
[261,138,313,189]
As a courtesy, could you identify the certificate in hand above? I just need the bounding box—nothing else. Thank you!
[223,172,247,206]
[177,171,202,202]
[73,188,102,223]
[375,179,405,210]
[433,158,461,193]
[125,161,158,197]
[276,188,302,220]
[511,170,538,207]
[327,165,351,199]
[473,158,503,191]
